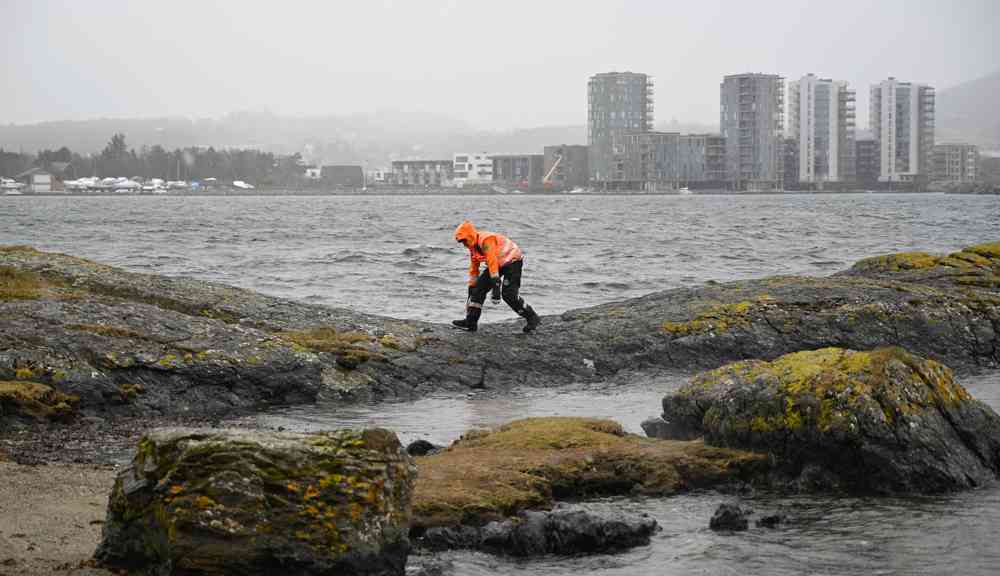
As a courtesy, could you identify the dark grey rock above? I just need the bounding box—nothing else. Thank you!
[406,439,442,456]
[416,508,659,556]
[709,503,750,531]
[756,513,787,528]
[660,347,1000,494]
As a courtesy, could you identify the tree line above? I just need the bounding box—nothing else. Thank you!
[1,133,307,186]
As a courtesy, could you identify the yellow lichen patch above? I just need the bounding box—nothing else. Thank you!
[412,417,766,528]
[661,298,769,336]
[276,327,385,369]
[119,383,145,402]
[378,334,401,349]
[690,347,971,435]
[0,380,79,420]
[851,251,942,273]
[965,242,1000,261]
[0,266,44,300]
[0,245,42,254]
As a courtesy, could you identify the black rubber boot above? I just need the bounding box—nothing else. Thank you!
[452,307,482,332]
[522,305,541,333]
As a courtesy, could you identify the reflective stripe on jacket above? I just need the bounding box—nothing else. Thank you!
[471,232,523,282]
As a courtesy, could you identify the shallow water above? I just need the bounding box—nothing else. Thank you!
[4,193,1000,574]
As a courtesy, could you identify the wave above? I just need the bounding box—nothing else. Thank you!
[581,281,632,291]
[401,245,452,257]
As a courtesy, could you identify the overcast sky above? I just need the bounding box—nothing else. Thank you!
[2,0,997,130]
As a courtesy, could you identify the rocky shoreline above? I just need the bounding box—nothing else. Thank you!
[1,242,999,574]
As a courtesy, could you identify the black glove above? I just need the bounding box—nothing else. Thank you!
[491,278,502,302]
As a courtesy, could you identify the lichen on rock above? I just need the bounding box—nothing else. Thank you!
[0,380,78,421]
[411,417,767,529]
[95,427,417,575]
[656,347,1000,493]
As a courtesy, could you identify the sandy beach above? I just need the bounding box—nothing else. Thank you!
[0,461,115,575]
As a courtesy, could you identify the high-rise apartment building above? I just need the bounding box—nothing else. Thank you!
[587,71,654,187]
[788,74,856,183]
[720,73,785,191]
[870,78,935,182]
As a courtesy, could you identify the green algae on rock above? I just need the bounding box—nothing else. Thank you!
[656,347,1000,493]
[0,380,78,421]
[411,417,767,529]
[95,427,416,576]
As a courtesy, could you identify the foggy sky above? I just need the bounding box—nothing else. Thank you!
[2,0,998,130]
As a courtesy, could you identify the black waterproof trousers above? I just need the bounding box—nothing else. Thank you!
[468,259,526,313]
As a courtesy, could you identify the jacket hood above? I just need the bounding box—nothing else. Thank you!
[454,220,479,246]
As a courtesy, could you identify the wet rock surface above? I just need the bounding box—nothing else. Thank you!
[709,503,750,531]
[406,439,442,457]
[94,427,416,576]
[2,242,998,424]
[655,347,1000,493]
[416,508,659,556]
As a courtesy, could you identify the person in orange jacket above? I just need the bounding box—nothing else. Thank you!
[452,220,541,333]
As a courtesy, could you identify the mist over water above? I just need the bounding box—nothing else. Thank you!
[3,192,1000,575]
[2,193,998,324]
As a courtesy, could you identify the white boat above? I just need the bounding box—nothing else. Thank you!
[1,177,25,192]
[678,186,693,195]
[3,189,24,195]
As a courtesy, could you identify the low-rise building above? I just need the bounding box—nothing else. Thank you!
[390,160,453,186]
[678,134,726,187]
[623,131,681,190]
[855,135,880,186]
[320,165,365,188]
[452,153,493,187]
[933,144,978,183]
[15,167,53,193]
[542,145,589,189]
[492,154,544,189]
[782,138,800,189]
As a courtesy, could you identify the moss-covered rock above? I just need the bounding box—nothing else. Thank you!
[0,380,78,421]
[0,266,45,300]
[411,417,767,528]
[95,428,417,575]
[656,347,1000,493]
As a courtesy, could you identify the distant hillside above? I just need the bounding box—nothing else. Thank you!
[0,111,722,168]
[936,69,1000,151]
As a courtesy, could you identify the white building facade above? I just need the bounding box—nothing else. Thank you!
[788,74,856,183]
[452,153,493,187]
[870,78,935,182]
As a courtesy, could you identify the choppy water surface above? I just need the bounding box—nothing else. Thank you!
[4,193,1000,574]
[2,193,998,323]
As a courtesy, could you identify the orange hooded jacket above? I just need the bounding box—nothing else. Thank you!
[454,221,523,286]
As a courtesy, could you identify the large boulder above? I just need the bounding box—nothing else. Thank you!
[655,347,1000,493]
[95,428,416,575]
